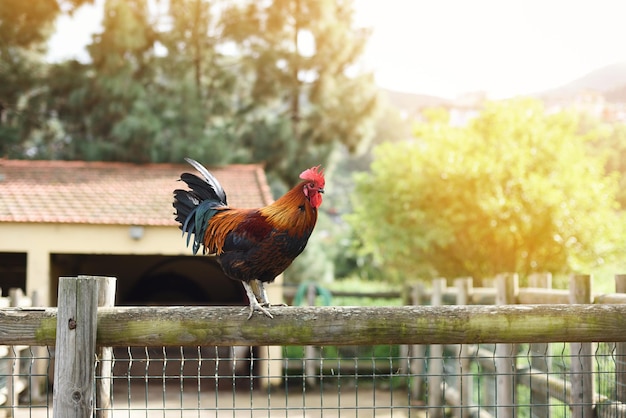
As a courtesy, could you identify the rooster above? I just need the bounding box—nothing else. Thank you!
[173,158,325,319]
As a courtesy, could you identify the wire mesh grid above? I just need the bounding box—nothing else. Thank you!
[89,342,625,418]
[101,345,416,417]
[2,342,625,417]
[0,345,52,418]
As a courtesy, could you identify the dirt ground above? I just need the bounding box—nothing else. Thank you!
[105,383,416,418]
[6,383,421,418]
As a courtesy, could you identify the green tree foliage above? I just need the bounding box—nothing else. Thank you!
[220,0,378,183]
[12,0,377,183]
[47,0,160,161]
[0,0,92,157]
[348,99,625,282]
[593,123,626,209]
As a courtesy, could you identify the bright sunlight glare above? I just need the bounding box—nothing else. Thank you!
[47,0,626,99]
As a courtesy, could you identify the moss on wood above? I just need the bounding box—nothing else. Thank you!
[1,305,626,347]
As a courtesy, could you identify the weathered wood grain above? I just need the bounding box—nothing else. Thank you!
[95,276,116,418]
[52,277,98,418]
[495,273,518,418]
[569,275,594,418]
[1,304,626,347]
[615,274,626,404]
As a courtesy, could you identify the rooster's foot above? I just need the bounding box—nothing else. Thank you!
[243,281,274,319]
[261,302,287,307]
[247,303,273,319]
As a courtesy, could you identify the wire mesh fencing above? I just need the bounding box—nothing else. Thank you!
[87,342,626,418]
[1,342,626,417]
[0,345,52,418]
[3,274,626,417]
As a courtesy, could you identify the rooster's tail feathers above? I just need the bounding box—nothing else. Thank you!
[184,158,227,204]
[173,159,228,255]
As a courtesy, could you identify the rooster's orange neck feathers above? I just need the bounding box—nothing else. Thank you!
[260,181,319,233]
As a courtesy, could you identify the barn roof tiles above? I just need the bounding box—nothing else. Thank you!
[0,159,273,226]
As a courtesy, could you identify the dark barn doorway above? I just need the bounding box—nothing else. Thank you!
[50,253,244,306]
[0,252,27,292]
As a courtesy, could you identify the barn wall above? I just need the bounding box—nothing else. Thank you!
[0,223,283,306]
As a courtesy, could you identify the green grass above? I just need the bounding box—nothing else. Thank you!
[324,277,404,307]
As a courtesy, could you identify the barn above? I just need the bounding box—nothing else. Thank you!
[0,159,281,308]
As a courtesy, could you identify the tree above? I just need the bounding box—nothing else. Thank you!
[348,99,625,283]
[54,0,159,161]
[46,0,242,163]
[220,0,378,183]
[5,0,377,189]
[149,0,242,165]
[51,0,377,178]
[0,0,92,157]
[592,123,626,209]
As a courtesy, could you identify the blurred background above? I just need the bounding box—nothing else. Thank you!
[2,0,626,294]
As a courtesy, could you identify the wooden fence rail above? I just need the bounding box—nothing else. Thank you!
[404,273,626,418]
[1,303,626,347]
[2,274,626,418]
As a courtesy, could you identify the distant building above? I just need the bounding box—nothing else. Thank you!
[543,90,626,122]
[0,159,279,308]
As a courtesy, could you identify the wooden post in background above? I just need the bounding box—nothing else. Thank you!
[95,276,116,418]
[455,278,473,418]
[6,288,26,417]
[569,274,593,418]
[528,273,552,418]
[28,290,48,404]
[615,274,626,406]
[305,283,318,388]
[428,278,446,418]
[52,276,99,418]
[410,282,426,402]
[495,273,519,418]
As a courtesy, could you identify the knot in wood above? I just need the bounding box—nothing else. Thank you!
[71,390,82,402]
[68,318,76,330]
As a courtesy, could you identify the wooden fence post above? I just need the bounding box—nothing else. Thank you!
[27,290,48,405]
[52,276,99,418]
[399,282,415,393]
[305,283,318,388]
[569,274,594,418]
[528,273,553,418]
[614,274,626,406]
[495,273,519,418]
[95,276,116,418]
[410,283,426,401]
[428,278,446,418]
[6,288,26,417]
[455,278,473,418]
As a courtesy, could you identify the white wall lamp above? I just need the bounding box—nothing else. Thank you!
[129,225,144,240]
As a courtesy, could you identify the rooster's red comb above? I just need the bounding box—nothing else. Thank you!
[299,165,325,185]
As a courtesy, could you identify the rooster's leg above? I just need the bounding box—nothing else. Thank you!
[256,281,287,307]
[249,280,266,304]
[256,280,270,305]
[242,281,273,319]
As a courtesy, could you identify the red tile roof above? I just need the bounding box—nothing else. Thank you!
[0,159,273,226]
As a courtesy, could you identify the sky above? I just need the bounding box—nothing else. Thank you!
[47,0,626,99]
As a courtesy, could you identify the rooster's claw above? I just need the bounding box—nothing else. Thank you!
[247,304,273,319]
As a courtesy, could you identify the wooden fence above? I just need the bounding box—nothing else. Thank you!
[403,273,626,418]
[0,287,46,415]
[298,273,626,418]
[1,274,626,418]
